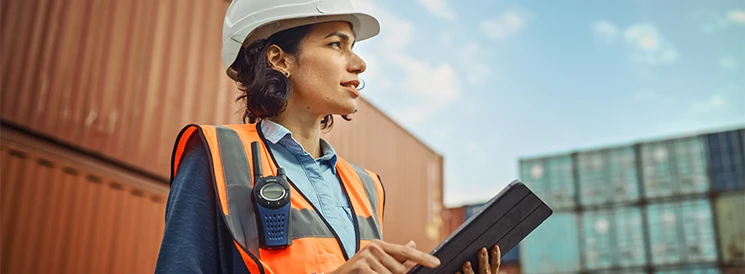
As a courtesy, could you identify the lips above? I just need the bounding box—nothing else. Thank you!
[341,80,360,96]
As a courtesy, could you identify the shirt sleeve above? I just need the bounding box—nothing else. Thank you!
[154,133,250,274]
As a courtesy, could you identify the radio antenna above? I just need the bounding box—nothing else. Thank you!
[251,141,263,181]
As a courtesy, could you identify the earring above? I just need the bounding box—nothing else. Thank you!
[284,71,289,77]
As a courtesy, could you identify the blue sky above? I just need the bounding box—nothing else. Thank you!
[348,0,745,207]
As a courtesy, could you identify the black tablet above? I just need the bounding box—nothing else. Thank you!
[408,180,552,274]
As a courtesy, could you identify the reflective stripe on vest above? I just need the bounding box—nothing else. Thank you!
[171,123,385,274]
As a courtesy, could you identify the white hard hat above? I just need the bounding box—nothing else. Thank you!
[222,0,380,76]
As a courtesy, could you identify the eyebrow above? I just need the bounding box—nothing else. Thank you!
[324,31,356,48]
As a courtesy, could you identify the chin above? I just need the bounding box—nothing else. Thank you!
[331,100,358,116]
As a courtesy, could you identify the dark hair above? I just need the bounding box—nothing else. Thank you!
[232,25,351,130]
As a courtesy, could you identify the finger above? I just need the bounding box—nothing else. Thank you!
[479,248,490,274]
[462,261,475,274]
[380,241,440,268]
[367,257,395,274]
[403,260,417,272]
[370,243,408,273]
[490,245,501,274]
[378,252,408,273]
[400,240,417,264]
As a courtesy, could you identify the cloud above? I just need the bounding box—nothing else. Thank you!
[381,15,414,51]
[392,60,460,125]
[719,56,740,70]
[458,42,497,86]
[729,10,745,24]
[624,24,679,65]
[416,0,455,20]
[691,95,727,114]
[690,9,737,33]
[592,20,620,43]
[480,10,526,39]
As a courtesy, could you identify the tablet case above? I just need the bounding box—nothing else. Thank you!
[408,180,552,274]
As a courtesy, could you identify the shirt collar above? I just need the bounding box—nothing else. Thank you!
[260,119,291,145]
[260,120,339,173]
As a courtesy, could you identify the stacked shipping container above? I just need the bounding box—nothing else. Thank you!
[1,126,169,274]
[516,128,745,274]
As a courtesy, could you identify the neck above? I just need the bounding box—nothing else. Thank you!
[268,110,324,159]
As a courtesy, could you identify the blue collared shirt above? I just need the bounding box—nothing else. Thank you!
[260,120,357,257]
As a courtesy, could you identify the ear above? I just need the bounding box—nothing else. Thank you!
[266,44,294,75]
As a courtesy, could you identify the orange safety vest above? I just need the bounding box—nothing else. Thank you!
[170,123,386,274]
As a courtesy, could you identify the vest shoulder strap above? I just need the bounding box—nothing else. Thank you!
[170,124,264,273]
[338,159,386,235]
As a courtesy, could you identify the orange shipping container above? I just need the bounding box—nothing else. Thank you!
[1,0,240,178]
[442,206,467,236]
[1,125,169,274]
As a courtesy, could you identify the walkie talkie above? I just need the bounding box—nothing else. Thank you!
[251,141,292,249]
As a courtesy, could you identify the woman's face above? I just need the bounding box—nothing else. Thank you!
[283,21,367,117]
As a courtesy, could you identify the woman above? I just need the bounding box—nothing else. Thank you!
[155,0,500,273]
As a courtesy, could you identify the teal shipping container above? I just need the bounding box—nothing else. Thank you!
[706,130,745,192]
[594,269,646,274]
[520,154,576,210]
[714,192,745,266]
[641,137,709,199]
[582,206,647,270]
[654,265,720,274]
[647,199,718,266]
[520,213,581,274]
[578,146,640,206]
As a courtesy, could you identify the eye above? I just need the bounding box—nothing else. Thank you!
[329,41,342,48]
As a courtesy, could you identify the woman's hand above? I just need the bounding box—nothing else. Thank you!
[456,245,500,274]
[329,239,441,274]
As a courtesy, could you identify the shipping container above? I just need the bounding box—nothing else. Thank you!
[722,266,745,274]
[581,206,647,270]
[654,265,720,274]
[706,130,745,192]
[593,269,647,274]
[646,199,718,266]
[521,212,581,274]
[1,126,169,274]
[577,146,641,206]
[714,192,745,266]
[444,206,467,241]
[519,155,577,210]
[0,0,240,179]
[641,137,709,199]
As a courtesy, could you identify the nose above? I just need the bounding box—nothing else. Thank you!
[348,52,367,74]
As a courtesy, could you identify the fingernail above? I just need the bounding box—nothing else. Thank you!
[466,262,471,268]
[431,256,441,265]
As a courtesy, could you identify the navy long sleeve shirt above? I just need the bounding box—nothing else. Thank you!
[154,133,250,274]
